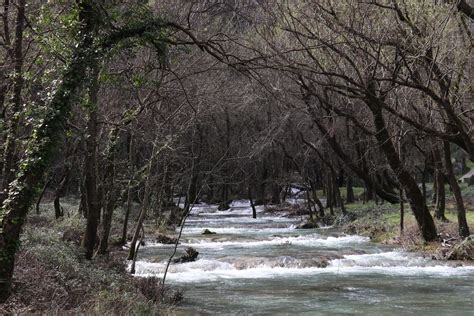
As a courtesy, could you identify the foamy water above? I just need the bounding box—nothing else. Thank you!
[132,200,474,315]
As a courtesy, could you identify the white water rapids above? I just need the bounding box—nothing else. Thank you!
[132,201,474,315]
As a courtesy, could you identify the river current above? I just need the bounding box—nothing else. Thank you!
[133,200,474,315]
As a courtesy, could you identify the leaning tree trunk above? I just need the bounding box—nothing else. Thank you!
[443,141,470,238]
[128,139,160,260]
[368,98,437,241]
[35,177,51,215]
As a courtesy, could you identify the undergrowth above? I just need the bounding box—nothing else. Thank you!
[0,209,182,315]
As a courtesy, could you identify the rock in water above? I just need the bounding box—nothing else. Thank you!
[202,229,217,235]
[447,236,474,261]
[173,247,199,263]
[156,233,178,244]
[218,201,231,210]
[296,221,319,229]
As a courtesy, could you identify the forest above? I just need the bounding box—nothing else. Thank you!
[0,0,473,314]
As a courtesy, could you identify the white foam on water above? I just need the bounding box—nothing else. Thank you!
[185,215,300,225]
[230,200,251,207]
[197,205,265,216]
[182,234,369,249]
[132,254,474,282]
[179,225,297,235]
[144,234,369,250]
[329,251,423,268]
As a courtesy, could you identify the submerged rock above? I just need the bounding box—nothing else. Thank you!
[446,236,474,261]
[230,254,342,270]
[202,229,217,235]
[173,247,199,263]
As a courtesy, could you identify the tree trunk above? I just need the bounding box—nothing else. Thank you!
[443,141,470,238]
[334,177,346,215]
[81,63,101,260]
[120,131,135,245]
[121,180,134,245]
[368,99,437,241]
[35,177,51,215]
[98,187,118,254]
[326,174,334,216]
[128,140,159,260]
[98,124,125,255]
[248,186,257,219]
[271,184,281,204]
[399,186,404,234]
[309,180,325,217]
[0,0,25,207]
[420,166,427,210]
[54,169,70,219]
[433,148,447,221]
[78,159,87,218]
[346,175,355,203]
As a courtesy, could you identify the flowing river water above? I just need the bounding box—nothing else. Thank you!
[133,201,474,315]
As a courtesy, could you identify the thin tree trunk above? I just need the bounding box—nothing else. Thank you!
[400,186,404,234]
[433,148,447,221]
[120,132,135,245]
[346,175,355,203]
[81,63,101,260]
[35,177,51,215]
[248,186,257,219]
[121,180,134,245]
[443,141,470,238]
[326,174,334,216]
[128,140,159,260]
[54,171,69,219]
[98,124,125,255]
[309,180,325,217]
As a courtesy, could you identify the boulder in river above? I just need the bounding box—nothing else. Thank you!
[156,233,178,244]
[172,247,199,263]
[296,221,319,229]
[202,229,217,235]
[218,201,232,210]
[446,236,474,261]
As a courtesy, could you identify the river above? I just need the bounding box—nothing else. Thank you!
[133,200,474,315]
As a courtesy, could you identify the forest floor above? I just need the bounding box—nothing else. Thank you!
[0,200,182,315]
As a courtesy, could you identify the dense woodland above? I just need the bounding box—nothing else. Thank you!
[0,0,473,310]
